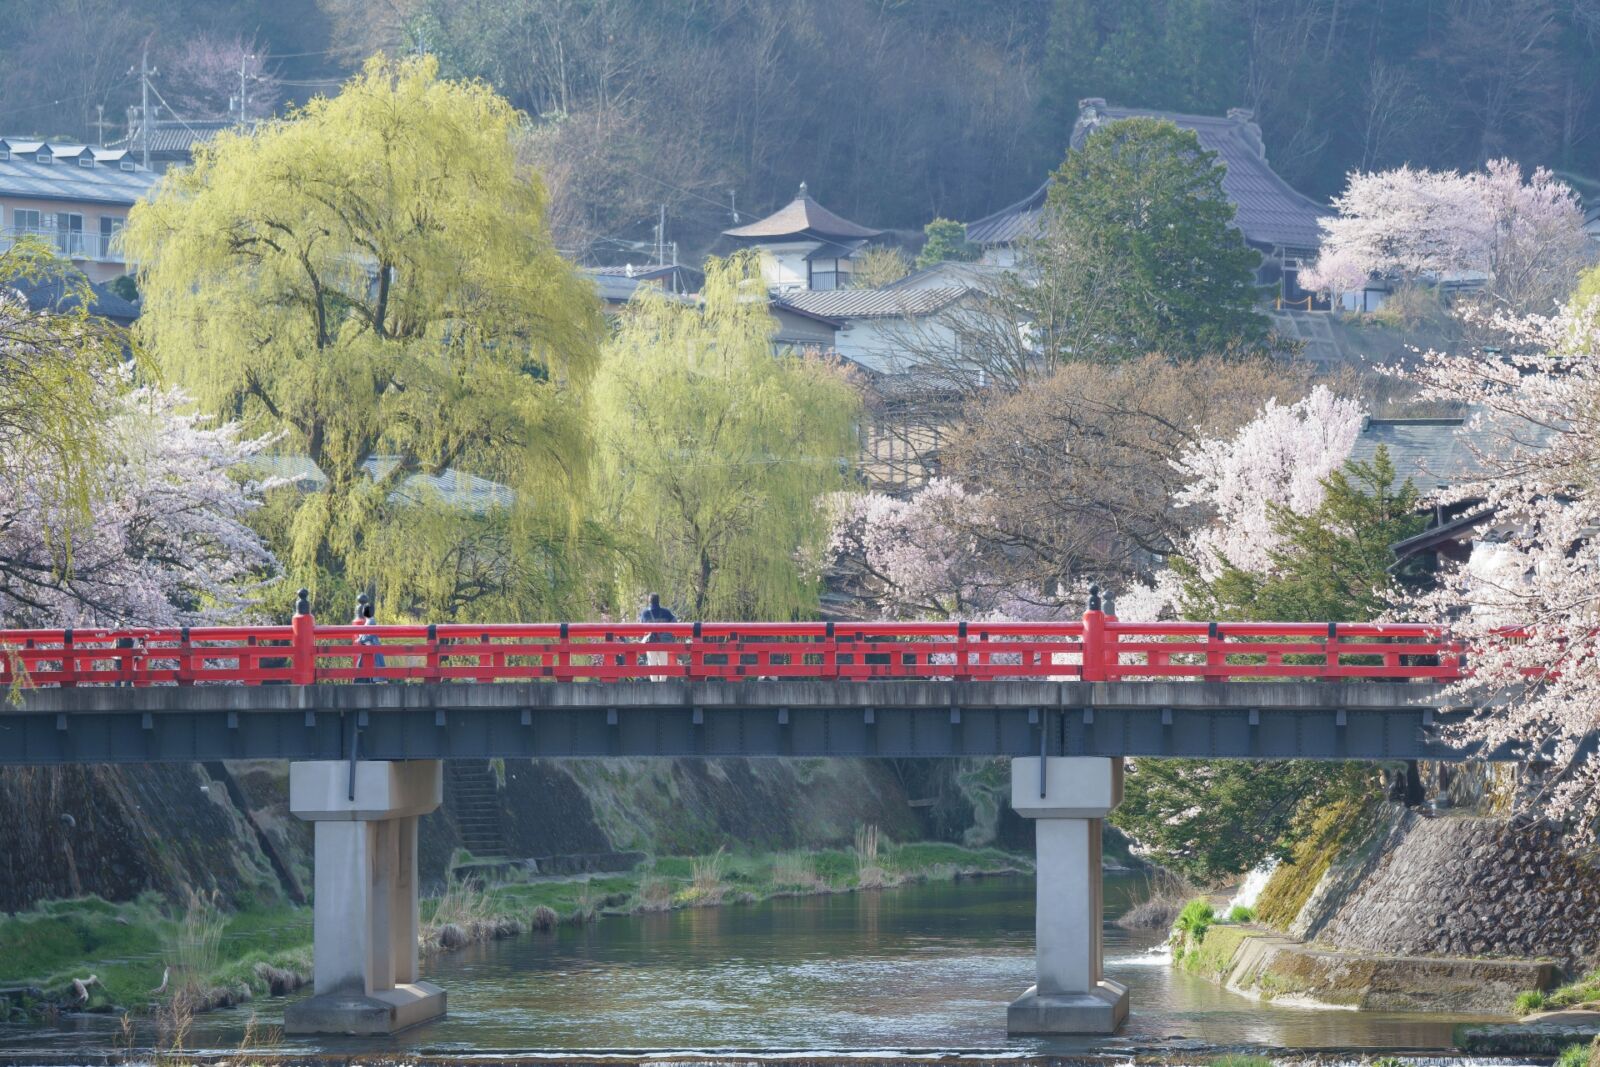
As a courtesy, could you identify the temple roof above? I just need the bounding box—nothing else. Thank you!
[966,101,1331,253]
[723,182,882,241]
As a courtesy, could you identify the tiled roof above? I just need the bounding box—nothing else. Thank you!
[724,185,881,240]
[0,137,157,206]
[965,182,1049,245]
[106,120,238,156]
[1349,414,1553,491]
[583,270,648,303]
[14,273,139,325]
[966,103,1331,252]
[248,455,514,513]
[776,287,968,320]
[883,260,1012,292]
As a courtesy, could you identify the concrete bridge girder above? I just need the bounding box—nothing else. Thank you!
[4,679,1498,764]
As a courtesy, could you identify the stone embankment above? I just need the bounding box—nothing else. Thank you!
[1184,924,1556,1013]
[1182,799,1600,1015]
[1294,809,1600,966]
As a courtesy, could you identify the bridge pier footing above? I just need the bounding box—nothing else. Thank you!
[284,760,446,1035]
[1006,756,1129,1035]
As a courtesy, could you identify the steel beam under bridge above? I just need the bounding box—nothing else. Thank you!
[0,679,1500,765]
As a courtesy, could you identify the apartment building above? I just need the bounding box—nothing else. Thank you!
[0,138,158,283]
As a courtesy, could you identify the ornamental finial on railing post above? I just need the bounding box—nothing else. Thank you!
[1082,582,1107,682]
[1101,589,1116,618]
[294,588,311,617]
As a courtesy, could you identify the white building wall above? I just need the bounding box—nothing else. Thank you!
[833,315,961,375]
[756,241,820,291]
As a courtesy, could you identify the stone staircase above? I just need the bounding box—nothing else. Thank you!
[444,761,507,858]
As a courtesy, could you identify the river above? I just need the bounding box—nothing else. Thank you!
[0,874,1512,1058]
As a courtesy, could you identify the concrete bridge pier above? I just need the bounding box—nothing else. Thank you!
[1007,756,1129,1035]
[284,759,446,1035]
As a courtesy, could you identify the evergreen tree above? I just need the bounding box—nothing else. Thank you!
[592,254,861,620]
[914,219,979,269]
[1026,117,1268,362]
[1112,447,1425,879]
[1179,447,1426,621]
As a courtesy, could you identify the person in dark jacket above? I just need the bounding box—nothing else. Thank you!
[639,593,676,679]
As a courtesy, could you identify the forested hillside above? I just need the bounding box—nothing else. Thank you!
[5,1,1598,257]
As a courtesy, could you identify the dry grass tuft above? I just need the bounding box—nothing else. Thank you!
[1115,871,1198,930]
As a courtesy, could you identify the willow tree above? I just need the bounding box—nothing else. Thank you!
[124,54,603,607]
[593,255,861,620]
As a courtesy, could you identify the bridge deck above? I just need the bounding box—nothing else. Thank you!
[0,614,1502,764]
[1,679,1492,764]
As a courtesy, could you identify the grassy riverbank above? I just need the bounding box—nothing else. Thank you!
[0,840,1025,1021]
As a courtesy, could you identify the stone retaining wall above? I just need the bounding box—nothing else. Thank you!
[1303,809,1600,968]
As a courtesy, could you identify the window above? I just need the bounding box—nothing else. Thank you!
[36,152,52,164]
[56,212,84,256]
[99,216,124,260]
[78,155,94,168]
[808,255,856,291]
[0,149,9,160]
[12,208,43,236]
[120,160,135,171]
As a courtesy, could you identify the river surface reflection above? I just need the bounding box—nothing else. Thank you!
[0,874,1511,1056]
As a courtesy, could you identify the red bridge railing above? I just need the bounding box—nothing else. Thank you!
[0,607,1463,690]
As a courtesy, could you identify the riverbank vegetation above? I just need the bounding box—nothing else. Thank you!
[0,840,1023,1021]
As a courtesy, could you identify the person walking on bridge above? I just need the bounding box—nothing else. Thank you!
[353,594,384,682]
[639,592,677,680]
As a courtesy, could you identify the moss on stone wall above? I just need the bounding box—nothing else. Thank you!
[1180,923,1256,979]
[1255,790,1377,929]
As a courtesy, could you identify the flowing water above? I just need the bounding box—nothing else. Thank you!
[0,874,1513,1058]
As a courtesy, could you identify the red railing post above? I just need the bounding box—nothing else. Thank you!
[291,588,315,686]
[1081,586,1107,682]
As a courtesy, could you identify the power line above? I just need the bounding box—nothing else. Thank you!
[143,79,206,141]
[0,74,137,122]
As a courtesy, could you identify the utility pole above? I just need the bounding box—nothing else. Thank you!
[657,204,666,267]
[138,46,153,169]
[238,51,257,125]
[91,105,111,146]
[728,190,739,225]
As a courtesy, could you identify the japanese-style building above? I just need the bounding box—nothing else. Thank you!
[722,183,882,291]
[966,99,1331,300]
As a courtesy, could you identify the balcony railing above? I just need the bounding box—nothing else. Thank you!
[0,227,125,263]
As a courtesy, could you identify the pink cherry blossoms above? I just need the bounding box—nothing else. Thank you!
[825,478,993,619]
[1303,159,1589,313]
[0,385,279,627]
[1406,303,1600,835]
[1173,385,1366,580]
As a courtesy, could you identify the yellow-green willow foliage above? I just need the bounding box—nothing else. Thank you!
[123,54,604,602]
[0,239,123,539]
[592,254,862,620]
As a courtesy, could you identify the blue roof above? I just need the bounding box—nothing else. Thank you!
[0,137,158,207]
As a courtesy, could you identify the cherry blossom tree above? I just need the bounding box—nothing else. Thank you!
[161,33,282,121]
[0,385,278,627]
[825,479,994,620]
[1173,385,1367,580]
[1303,160,1590,313]
[1406,303,1600,836]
